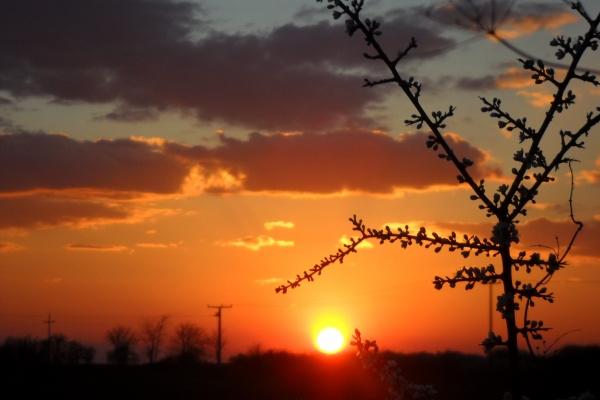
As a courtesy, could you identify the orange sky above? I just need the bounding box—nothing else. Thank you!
[1,0,600,360]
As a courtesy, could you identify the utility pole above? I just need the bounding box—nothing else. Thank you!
[207,304,232,365]
[43,313,55,363]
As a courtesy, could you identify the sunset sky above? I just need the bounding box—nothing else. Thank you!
[1,0,599,359]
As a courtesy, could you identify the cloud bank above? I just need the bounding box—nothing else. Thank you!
[0,0,456,131]
[0,128,501,229]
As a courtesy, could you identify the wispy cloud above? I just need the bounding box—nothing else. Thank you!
[580,158,600,185]
[136,242,180,249]
[517,90,554,108]
[496,10,577,39]
[218,235,294,251]
[255,277,284,286]
[0,241,25,253]
[65,243,129,252]
[496,67,532,90]
[264,221,295,230]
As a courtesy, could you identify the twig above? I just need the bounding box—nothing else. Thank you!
[559,161,584,263]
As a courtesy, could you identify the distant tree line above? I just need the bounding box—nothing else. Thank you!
[107,317,213,365]
[0,316,213,366]
[0,335,95,365]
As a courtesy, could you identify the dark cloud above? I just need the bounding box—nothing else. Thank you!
[293,6,324,21]
[65,243,129,252]
[0,128,501,229]
[0,133,190,195]
[265,15,455,69]
[0,195,129,229]
[99,105,160,122]
[0,0,455,131]
[454,75,496,91]
[167,129,501,194]
[2,128,500,198]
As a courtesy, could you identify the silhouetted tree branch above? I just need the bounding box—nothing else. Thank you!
[280,1,600,399]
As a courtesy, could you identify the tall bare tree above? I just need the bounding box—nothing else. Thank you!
[140,315,169,364]
[278,1,600,398]
[170,322,210,364]
[106,325,138,365]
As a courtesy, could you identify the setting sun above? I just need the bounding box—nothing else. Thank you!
[315,327,345,354]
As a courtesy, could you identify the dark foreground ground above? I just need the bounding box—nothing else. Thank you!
[1,346,598,400]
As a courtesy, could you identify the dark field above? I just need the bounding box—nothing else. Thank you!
[1,346,598,400]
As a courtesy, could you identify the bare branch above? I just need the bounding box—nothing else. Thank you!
[433,264,501,290]
[289,3,598,398]
[332,0,500,217]
[363,77,395,88]
[276,215,500,294]
[517,160,583,357]
[508,111,600,220]
[500,15,600,218]
[559,161,584,263]
[391,37,417,66]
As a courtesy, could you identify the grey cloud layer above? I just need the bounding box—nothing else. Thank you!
[0,0,454,131]
[0,133,189,194]
[2,129,500,197]
[168,130,500,193]
[0,128,501,229]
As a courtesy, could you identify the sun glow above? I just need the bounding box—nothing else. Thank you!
[315,327,345,354]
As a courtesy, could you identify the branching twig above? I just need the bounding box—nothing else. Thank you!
[560,161,584,264]
[500,13,600,217]
[508,112,600,220]
[282,3,599,397]
[332,0,501,218]
[276,215,499,294]
[519,159,584,357]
